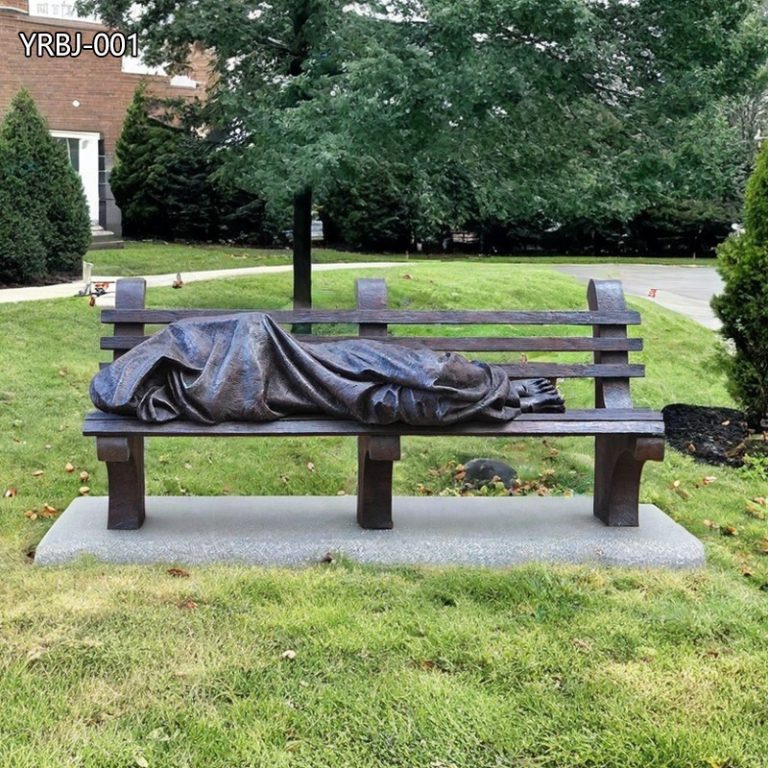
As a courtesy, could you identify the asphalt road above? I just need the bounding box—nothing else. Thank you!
[554,264,722,330]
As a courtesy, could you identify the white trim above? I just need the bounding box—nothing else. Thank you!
[170,74,197,89]
[50,129,101,141]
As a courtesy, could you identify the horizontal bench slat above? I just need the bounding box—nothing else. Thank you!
[101,335,644,353]
[84,409,664,438]
[101,308,642,326]
[96,360,643,378]
[500,363,643,378]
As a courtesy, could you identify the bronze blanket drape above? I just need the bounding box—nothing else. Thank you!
[90,314,563,425]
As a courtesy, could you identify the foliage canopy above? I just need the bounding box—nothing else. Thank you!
[79,1,768,294]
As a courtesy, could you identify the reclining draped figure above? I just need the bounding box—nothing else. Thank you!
[90,314,565,425]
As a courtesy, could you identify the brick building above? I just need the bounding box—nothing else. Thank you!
[0,0,208,237]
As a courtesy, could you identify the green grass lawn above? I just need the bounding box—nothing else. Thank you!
[1,264,767,767]
[89,240,716,276]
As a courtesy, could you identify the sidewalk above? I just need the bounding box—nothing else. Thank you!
[0,261,409,305]
[1,262,723,331]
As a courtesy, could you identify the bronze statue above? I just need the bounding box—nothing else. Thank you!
[91,314,564,425]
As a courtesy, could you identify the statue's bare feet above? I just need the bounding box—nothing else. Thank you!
[515,378,565,413]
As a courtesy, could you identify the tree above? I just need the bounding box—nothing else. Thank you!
[112,86,271,242]
[712,141,768,427]
[110,86,200,239]
[0,89,90,282]
[79,1,767,303]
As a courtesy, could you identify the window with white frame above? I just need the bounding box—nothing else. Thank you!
[121,55,197,88]
[30,2,100,22]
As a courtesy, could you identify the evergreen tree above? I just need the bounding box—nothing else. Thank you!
[712,141,768,426]
[0,89,90,281]
[110,85,179,238]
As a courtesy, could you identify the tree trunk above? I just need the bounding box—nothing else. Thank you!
[292,186,313,333]
[293,186,312,308]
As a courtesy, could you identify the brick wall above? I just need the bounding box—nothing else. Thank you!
[0,5,209,233]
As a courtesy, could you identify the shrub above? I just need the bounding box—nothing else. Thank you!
[112,87,269,243]
[711,140,768,427]
[0,191,47,283]
[0,89,90,282]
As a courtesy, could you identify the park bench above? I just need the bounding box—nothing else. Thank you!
[83,276,665,531]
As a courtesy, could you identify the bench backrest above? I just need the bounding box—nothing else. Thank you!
[99,277,642,409]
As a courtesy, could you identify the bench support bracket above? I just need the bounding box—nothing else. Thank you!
[97,436,146,530]
[357,436,401,529]
[594,435,665,526]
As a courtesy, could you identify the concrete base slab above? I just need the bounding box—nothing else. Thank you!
[35,496,704,569]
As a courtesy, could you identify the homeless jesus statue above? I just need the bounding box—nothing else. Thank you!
[90,314,565,425]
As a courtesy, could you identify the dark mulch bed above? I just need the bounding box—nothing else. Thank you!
[662,404,753,467]
[0,271,79,290]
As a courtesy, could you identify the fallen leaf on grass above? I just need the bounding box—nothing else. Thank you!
[134,756,149,768]
[4,488,17,498]
[746,502,766,520]
[320,552,335,564]
[64,462,75,473]
[702,476,717,485]
[753,497,766,506]
[24,510,38,520]
[177,600,197,610]
[78,486,90,496]
[281,649,297,660]
[79,470,90,482]
[39,504,58,518]
[703,519,719,530]
[572,638,593,651]
[721,526,738,537]
[167,567,190,578]
[32,470,44,478]
[306,461,315,472]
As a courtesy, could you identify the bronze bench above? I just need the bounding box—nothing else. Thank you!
[83,276,664,530]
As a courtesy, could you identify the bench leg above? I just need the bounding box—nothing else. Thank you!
[357,436,401,529]
[96,436,146,530]
[594,435,665,526]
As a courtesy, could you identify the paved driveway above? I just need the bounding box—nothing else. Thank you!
[554,264,723,330]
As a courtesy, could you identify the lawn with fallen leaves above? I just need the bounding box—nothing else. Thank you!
[1,264,766,768]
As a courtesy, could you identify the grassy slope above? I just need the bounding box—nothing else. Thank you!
[89,241,715,276]
[1,264,767,768]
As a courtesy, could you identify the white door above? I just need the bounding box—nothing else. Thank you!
[51,130,100,225]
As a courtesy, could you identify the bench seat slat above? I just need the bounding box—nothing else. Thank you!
[101,335,644,353]
[101,308,642,326]
[84,409,664,438]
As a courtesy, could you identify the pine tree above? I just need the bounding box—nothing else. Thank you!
[0,89,90,281]
[712,140,768,426]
